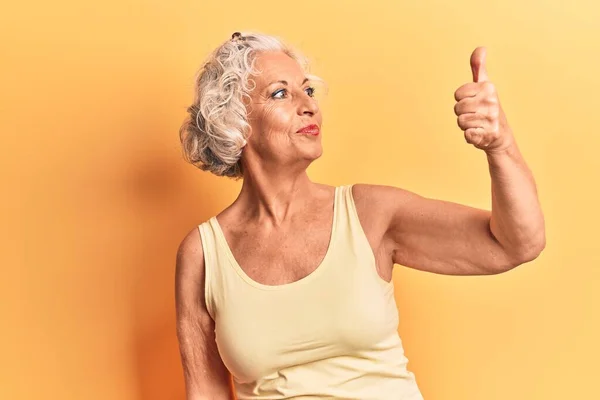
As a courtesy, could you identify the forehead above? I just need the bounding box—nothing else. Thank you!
[252,51,305,86]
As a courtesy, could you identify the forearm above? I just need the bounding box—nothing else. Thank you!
[486,137,546,261]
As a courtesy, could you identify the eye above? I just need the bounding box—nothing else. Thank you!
[271,86,317,99]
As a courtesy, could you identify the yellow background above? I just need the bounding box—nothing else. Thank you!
[2,0,598,399]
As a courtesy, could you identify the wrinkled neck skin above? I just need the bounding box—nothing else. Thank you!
[235,153,319,228]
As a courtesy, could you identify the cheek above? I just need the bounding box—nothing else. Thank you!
[262,104,293,134]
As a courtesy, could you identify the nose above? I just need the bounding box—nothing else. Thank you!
[297,90,319,116]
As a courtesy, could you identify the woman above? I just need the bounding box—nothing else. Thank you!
[175,31,545,399]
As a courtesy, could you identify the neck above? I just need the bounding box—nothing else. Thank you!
[236,163,316,227]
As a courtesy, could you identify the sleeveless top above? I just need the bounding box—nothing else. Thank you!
[198,184,424,400]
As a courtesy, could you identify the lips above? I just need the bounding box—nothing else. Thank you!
[297,124,320,135]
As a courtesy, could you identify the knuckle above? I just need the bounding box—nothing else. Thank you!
[488,106,500,119]
[482,81,496,92]
[488,95,499,105]
[454,89,461,101]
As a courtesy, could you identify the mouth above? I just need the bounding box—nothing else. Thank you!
[296,124,320,135]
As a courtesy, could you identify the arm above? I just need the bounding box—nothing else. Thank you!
[487,140,546,262]
[355,139,545,276]
[175,228,235,400]
[354,180,543,276]
[368,46,542,275]
[355,184,520,276]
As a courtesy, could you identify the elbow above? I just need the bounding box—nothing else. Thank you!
[488,219,546,273]
[520,230,546,262]
[488,230,546,274]
[524,240,546,262]
[488,230,545,274]
[506,236,546,269]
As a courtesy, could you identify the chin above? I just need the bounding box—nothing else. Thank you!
[304,144,323,161]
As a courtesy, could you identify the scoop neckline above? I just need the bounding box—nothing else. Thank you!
[210,186,339,291]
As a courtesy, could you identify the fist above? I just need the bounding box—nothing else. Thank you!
[453,47,514,153]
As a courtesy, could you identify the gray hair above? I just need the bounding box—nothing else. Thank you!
[178,31,326,179]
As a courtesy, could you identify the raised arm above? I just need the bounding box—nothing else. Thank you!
[359,47,545,276]
[353,183,543,276]
[175,228,235,400]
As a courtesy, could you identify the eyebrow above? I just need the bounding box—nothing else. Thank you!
[266,77,310,88]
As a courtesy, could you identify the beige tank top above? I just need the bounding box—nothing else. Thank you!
[198,184,424,399]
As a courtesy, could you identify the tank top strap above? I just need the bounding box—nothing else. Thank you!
[197,220,230,320]
[336,184,369,245]
[337,184,394,289]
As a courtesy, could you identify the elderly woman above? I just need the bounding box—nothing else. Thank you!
[175,31,545,400]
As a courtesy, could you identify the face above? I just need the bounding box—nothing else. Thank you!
[242,51,323,170]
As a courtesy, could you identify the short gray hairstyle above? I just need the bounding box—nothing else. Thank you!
[178,31,327,179]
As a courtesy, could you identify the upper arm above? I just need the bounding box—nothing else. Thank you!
[175,227,234,399]
[354,184,524,276]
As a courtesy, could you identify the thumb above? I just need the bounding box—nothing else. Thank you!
[470,46,488,82]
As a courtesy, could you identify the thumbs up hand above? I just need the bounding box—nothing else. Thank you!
[454,47,514,153]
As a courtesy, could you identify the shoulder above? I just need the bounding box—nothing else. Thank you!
[176,225,204,269]
[175,225,207,311]
[351,183,422,211]
[348,184,398,238]
[350,183,425,233]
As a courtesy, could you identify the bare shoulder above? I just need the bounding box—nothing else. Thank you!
[176,226,205,282]
[175,226,208,316]
[177,225,204,258]
[351,183,421,206]
[350,182,427,252]
[351,183,421,228]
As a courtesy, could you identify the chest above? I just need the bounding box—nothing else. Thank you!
[220,219,393,288]
[224,217,334,286]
